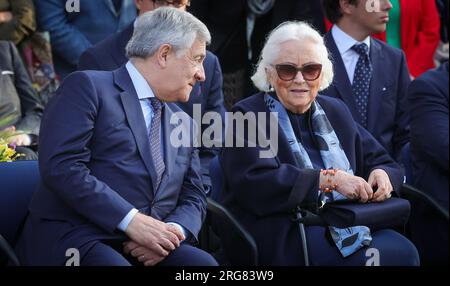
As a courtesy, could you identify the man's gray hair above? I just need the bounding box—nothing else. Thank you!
[126,7,211,59]
[251,21,334,92]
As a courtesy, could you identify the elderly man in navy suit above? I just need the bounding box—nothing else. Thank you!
[15,7,218,266]
[321,0,410,162]
[78,0,226,194]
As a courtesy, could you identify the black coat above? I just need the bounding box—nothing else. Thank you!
[220,93,403,265]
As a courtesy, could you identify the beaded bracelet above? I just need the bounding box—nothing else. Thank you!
[319,168,339,193]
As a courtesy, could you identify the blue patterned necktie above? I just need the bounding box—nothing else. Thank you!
[351,43,372,128]
[149,98,165,189]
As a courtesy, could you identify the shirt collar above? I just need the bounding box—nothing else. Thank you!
[331,25,371,55]
[125,60,155,100]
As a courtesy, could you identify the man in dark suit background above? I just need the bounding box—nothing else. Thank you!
[321,0,410,162]
[78,0,225,194]
[0,40,43,160]
[15,7,218,266]
[408,61,449,265]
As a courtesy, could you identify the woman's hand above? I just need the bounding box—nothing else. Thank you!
[368,169,393,202]
[333,170,373,203]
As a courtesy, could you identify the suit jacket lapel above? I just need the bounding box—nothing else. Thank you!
[325,32,362,123]
[367,38,385,131]
[114,66,159,191]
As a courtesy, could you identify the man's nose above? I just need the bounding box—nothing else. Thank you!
[195,64,206,82]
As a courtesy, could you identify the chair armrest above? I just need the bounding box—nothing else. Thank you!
[400,184,449,221]
[206,198,258,266]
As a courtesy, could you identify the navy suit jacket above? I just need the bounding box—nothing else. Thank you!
[78,23,226,190]
[220,93,403,265]
[15,67,207,265]
[322,31,411,161]
[408,62,449,209]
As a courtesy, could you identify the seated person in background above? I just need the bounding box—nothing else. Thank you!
[321,0,410,162]
[0,40,43,160]
[408,60,449,265]
[14,8,217,266]
[34,0,137,79]
[221,21,419,266]
[78,0,226,194]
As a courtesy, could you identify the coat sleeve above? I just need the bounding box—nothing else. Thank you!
[221,105,319,217]
[392,51,411,161]
[408,75,449,171]
[356,123,404,194]
[9,41,43,136]
[34,0,92,66]
[163,147,207,244]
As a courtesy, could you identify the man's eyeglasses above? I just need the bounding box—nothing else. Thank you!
[153,0,190,8]
[271,63,322,81]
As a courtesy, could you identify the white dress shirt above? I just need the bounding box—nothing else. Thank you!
[331,25,371,84]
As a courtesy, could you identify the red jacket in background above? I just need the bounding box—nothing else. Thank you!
[324,0,441,77]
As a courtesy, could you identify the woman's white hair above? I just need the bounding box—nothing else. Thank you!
[251,21,334,92]
[126,7,211,59]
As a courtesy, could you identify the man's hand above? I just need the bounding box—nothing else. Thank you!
[123,240,166,266]
[368,169,393,202]
[124,213,184,257]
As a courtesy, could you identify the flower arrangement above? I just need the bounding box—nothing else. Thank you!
[0,116,24,162]
[0,138,19,162]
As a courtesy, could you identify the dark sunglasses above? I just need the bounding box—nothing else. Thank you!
[272,63,322,81]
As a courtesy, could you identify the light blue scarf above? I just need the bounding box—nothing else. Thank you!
[264,93,372,257]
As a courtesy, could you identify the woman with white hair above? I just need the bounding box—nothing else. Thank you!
[220,21,419,265]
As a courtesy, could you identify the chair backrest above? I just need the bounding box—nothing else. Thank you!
[0,160,40,265]
[207,156,259,265]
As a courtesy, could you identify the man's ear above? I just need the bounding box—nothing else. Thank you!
[339,0,355,15]
[156,44,172,68]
